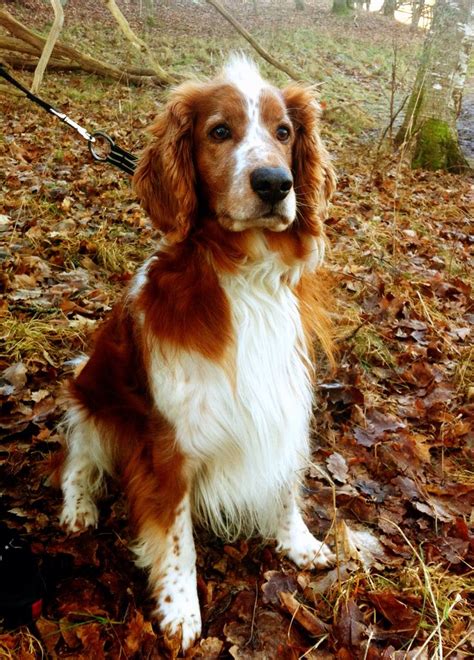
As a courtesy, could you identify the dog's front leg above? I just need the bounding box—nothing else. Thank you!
[133,493,201,651]
[275,487,335,569]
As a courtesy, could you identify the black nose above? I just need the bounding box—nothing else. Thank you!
[250,167,293,204]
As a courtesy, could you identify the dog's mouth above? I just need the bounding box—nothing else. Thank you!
[219,199,296,233]
[219,212,292,233]
[255,209,293,231]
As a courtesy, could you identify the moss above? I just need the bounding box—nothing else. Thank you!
[412,118,470,173]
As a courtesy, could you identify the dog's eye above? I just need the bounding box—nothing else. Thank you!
[210,125,231,141]
[276,125,290,142]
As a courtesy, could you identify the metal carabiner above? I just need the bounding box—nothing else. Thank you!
[88,131,138,175]
[88,131,114,162]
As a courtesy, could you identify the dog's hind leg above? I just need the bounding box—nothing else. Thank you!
[60,410,110,532]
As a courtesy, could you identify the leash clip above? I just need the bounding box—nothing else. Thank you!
[88,131,138,175]
[0,64,138,176]
[88,130,113,161]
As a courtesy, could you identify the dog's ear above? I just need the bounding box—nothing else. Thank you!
[133,84,200,241]
[283,85,336,236]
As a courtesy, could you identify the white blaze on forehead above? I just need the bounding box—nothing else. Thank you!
[223,55,275,177]
[223,54,267,102]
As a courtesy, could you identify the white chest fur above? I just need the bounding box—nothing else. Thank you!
[148,254,313,539]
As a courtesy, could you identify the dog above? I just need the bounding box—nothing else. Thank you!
[60,55,336,650]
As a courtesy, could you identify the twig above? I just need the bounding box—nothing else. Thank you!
[245,580,259,647]
[205,0,302,81]
[337,321,365,343]
[375,93,409,154]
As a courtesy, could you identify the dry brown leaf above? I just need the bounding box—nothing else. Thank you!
[279,591,329,636]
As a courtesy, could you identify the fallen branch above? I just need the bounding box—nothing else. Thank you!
[0,9,168,85]
[103,0,177,85]
[1,51,159,78]
[205,0,302,81]
[0,36,41,56]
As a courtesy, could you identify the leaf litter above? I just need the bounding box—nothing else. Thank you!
[1,0,473,658]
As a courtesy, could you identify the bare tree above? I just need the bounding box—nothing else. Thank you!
[396,0,473,171]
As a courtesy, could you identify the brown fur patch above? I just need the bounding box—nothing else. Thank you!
[283,85,336,236]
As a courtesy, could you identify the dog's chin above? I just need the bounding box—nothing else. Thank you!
[218,213,294,233]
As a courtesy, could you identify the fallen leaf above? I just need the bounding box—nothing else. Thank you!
[1,362,27,392]
[261,571,298,605]
[309,562,358,594]
[188,636,224,659]
[334,600,366,649]
[124,610,156,655]
[367,591,421,634]
[327,452,349,483]
[354,409,405,447]
[279,591,329,636]
[338,521,388,568]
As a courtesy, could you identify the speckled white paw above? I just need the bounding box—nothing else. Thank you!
[156,572,202,651]
[60,498,98,533]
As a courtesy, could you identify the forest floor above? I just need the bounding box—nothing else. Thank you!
[0,1,473,658]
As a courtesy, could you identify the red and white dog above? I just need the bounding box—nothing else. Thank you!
[60,55,336,650]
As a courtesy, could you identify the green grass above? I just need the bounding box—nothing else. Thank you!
[1,313,90,365]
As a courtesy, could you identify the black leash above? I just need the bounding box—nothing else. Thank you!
[0,65,138,175]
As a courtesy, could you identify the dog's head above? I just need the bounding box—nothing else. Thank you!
[134,55,335,241]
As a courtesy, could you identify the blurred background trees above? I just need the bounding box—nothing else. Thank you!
[396,0,473,171]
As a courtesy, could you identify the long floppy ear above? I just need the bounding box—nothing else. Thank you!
[133,84,200,241]
[283,85,336,236]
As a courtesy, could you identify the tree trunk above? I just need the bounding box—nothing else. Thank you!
[332,0,351,14]
[31,0,64,93]
[396,0,473,172]
[411,0,425,29]
[382,0,396,18]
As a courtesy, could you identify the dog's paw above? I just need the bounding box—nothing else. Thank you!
[60,498,98,533]
[278,527,335,569]
[156,575,202,651]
